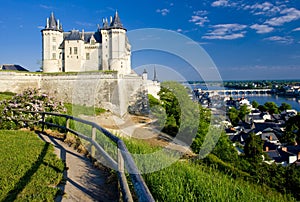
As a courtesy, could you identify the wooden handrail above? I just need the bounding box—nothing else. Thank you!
[12,110,155,202]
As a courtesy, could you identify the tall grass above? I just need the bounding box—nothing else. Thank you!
[121,137,295,202]
[0,130,65,201]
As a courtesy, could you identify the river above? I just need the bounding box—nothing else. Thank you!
[185,83,300,111]
[233,95,300,112]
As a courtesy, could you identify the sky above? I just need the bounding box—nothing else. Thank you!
[0,0,300,81]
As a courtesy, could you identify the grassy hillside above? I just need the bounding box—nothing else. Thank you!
[0,130,64,201]
[122,137,295,202]
[0,92,15,101]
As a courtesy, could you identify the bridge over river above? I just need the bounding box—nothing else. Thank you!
[202,89,272,96]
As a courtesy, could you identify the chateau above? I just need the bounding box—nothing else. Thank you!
[41,11,131,76]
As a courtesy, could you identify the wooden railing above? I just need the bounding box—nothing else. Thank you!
[14,111,154,202]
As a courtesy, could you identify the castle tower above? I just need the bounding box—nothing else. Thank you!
[41,12,64,72]
[106,11,131,76]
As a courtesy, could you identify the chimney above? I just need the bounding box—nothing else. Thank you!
[298,152,300,160]
[265,146,269,152]
[269,135,272,141]
[282,147,287,152]
[46,18,49,28]
[81,29,84,40]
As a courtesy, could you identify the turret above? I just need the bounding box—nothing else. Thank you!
[107,11,131,76]
[41,12,64,72]
[142,69,148,81]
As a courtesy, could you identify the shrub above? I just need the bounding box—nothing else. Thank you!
[0,88,66,130]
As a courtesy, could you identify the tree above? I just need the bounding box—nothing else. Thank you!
[264,102,279,114]
[251,100,259,109]
[258,105,267,112]
[238,104,251,122]
[284,115,300,145]
[228,107,239,126]
[244,133,263,162]
[279,102,292,112]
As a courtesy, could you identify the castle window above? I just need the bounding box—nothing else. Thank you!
[91,40,95,45]
[52,45,56,51]
[52,53,56,59]
[53,37,56,42]
[69,47,72,55]
[74,47,78,55]
[86,53,90,60]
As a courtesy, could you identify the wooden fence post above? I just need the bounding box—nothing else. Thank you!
[66,117,70,130]
[118,148,133,202]
[41,113,45,133]
[91,126,96,157]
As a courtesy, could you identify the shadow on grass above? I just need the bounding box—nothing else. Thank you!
[3,142,50,202]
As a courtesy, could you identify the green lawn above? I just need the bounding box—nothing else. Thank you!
[0,130,64,201]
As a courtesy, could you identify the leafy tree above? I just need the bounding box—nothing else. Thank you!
[158,81,199,142]
[279,102,292,112]
[228,107,239,126]
[228,105,250,126]
[264,102,279,114]
[148,94,160,107]
[258,105,267,112]
[251,100,259,109]
[244,133,263,162]
[284,115,300,145]
[238,104,251,122]
[212,132,238,163]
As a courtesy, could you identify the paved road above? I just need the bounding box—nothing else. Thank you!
[38,133,119,202]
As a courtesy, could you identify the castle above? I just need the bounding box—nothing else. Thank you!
[41,11,131,76]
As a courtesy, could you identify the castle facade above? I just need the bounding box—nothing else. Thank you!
[41,11,131,76]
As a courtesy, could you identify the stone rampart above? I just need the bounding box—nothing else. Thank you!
[0,71,143,116]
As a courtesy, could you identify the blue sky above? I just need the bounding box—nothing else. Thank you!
[0,0,300,80]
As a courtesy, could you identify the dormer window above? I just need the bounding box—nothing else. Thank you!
[90,35,96,45]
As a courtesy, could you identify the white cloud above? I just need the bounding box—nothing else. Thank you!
[250,24,274,34]
[37,25,44,29]
[211,0,229,7]
[264,36,294,44]
[293,27,300,31]
[40,4,54,10]
[265,8,300,26]
[203,24,247,40]
[189,16,209,27]
[156,8,170,16]
[177,29,183,32]
[243,2,281,16]
[193,10,209,16]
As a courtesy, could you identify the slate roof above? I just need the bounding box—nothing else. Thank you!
[110,11,124,29]
[44,12,63,31]
[63,30,102,43]
[1,64,28,71]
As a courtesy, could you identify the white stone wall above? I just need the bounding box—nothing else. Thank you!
[0,72,143,116]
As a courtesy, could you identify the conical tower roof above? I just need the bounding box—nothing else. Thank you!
[110,11,125,29]
[44,12,63,31]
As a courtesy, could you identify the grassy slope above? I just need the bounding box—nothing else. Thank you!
[122,138,295,202]
[0,130,64,201]
[0,92,15,101]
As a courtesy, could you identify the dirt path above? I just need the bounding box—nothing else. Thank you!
[38,133,119,202]
[92,112,195,157]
